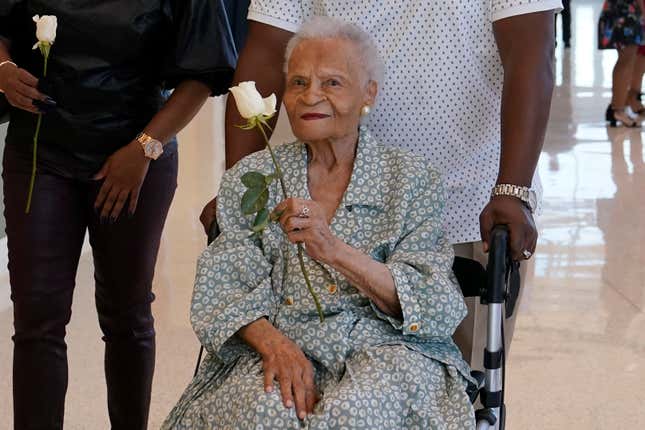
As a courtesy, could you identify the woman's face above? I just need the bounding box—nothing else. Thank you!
[283,38,377,143]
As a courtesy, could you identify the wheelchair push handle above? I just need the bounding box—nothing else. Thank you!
[485,225,509,305]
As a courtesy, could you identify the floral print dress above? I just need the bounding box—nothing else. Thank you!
[162,128,476,429]
[599,0,644,49]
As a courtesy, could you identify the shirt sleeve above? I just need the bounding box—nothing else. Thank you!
[0,0,22,42]
[490,0,563,22]
[372,167,468,338]
[247,0,304,33]
[162,0,237,95]
[190,159,280,363]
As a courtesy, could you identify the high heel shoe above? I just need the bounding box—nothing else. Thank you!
[628,90,645,114]
[606,105,639,127]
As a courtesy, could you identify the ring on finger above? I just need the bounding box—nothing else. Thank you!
[298,205,310,218]
[522,249,532,260]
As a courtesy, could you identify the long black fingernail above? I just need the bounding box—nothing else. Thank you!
[44,96,57,106]
[32,99,55,113]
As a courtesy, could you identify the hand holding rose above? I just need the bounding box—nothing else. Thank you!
[274,198,340,265]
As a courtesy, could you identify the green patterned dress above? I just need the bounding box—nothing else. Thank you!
[163,128,476,429]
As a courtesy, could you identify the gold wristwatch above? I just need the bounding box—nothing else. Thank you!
[491,183,537,213]
[136,132,163,160]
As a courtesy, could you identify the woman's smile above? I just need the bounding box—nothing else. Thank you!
[300,112,331,120]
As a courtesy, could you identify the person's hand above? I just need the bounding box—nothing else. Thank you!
[200,197,217,235]
[93,141,151,221]
[260,332,318,420]
[273,198,340,264]
[0,63,53,114]
[479,195,537,261]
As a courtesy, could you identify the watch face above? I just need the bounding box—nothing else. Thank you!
[144,140,163,160]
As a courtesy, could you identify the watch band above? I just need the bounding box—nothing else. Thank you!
[491,183,531,205]
[136,132,154,145]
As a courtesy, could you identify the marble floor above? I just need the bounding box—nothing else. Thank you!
[1,1,645,429]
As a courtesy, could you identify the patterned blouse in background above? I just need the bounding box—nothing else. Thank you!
[599,0,644,49]
[163,128,476,429]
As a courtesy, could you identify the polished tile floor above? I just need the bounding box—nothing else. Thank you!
[1,1,644,428]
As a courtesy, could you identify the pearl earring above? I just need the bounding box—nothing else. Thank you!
[360,105,371,116]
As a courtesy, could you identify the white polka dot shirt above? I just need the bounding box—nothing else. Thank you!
[248,0,562,244]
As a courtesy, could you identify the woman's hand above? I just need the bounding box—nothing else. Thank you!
[273,198,340,264]
[0,63,52,114]
[238,318,318,420]
[93,141,151,221]
[260,333,318,420]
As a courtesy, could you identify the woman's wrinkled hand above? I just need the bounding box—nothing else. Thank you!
[260,333,318,420]
[0,63,53,114]
[479,195,537,261]
[273,198,340,264]
[93,141,151,221]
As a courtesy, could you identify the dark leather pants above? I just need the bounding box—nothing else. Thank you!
[3,144,178,430]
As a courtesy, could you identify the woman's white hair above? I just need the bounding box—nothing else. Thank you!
[284,16,384,83]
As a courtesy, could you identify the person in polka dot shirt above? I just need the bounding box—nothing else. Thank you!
[200,0,561,371]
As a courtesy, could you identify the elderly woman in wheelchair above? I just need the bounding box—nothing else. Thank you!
[163,16,477,429]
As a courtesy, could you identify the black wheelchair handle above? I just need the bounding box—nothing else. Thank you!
[485,225,509,304]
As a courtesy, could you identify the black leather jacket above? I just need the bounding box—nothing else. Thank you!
[0,0,236,178]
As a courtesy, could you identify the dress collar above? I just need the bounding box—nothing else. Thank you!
[294,126,385,209]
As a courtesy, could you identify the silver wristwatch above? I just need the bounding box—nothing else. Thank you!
[491,183,537,213]
[136,132,163,160]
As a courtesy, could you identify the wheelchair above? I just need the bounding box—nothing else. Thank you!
[195,223,519,430]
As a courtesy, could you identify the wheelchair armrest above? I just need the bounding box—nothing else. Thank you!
[467,370,486,403]
[207,219,221,245]
[452,257,487,297]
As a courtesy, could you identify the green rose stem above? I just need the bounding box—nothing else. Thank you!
[25,44,50,214]
[256,122,324,322]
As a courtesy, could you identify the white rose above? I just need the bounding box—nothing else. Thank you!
[32,15,57,50]
[229,81,277,119]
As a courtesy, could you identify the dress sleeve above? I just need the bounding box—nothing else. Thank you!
[190,159,280,363]
[162,0,237,95]
[372,167,468,338]
[490,0,563,22]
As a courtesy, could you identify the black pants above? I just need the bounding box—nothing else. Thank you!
[3,144,178,430]
[559,0,571,44]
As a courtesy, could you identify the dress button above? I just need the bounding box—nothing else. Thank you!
[327,284,337,294]
[409,323,420,332]
[285,296,294,306]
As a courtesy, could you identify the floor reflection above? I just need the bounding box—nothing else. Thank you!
[507,2,645,428]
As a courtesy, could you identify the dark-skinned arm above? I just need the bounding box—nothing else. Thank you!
[225,21,293,167]
[93,80,212,220]
[200,21,292,232]
[480,10,555,260]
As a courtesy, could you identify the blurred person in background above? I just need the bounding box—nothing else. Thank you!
[599,0,645,126]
